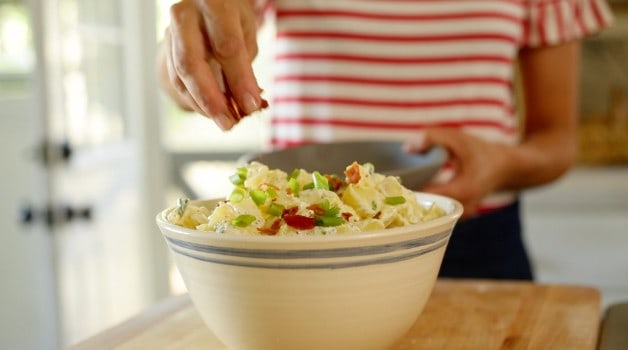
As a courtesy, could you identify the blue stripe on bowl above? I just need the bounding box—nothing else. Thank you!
[164,230,450,260]
[169,238,448,270]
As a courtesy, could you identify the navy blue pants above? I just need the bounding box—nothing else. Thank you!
[438,201,534,280]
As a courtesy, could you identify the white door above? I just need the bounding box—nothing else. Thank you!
[42,0,170,346]
[0,0,170,348]
[0,2,59,349]
[0,99,60,349]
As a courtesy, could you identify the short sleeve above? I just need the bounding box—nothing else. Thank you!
[522,0,614,48]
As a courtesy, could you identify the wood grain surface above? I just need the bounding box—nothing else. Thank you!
[69,279,601,350]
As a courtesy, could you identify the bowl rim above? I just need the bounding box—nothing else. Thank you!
[156,192,463,244]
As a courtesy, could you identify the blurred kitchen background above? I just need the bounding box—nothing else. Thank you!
[0,0,626,349]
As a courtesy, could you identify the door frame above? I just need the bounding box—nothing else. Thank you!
[120,0,171,302]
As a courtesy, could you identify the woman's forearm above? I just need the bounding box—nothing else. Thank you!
[499,40,581,191]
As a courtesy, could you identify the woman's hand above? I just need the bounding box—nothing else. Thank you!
[158,0,263,130]
[404,129,512,218]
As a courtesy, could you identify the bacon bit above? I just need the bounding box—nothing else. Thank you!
[258,219,282,235]
[341,212,353,221]
[345,162,361,184]
[223,80,243,121]
[326,175,344,192]
[373,211,382,219]
[283,215,316,230]
[227,96,243,121]
[223,71,269,121]
[282,206,299,217]
[307,203,326,216]
[260,183,280,191]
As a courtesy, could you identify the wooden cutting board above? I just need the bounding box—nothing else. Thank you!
[70,279,601,350]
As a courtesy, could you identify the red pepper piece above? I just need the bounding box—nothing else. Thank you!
[283,215,316,230]
[342,212,353,221]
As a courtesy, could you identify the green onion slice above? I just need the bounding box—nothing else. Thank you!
[319,199,330,211]
[229,188,246,203]
[316,216,345,227]
[229,173,244,186]
[312,171,330,190]
[236,166,248,177]
[288,178,300,196]
[267,203,285,217]
[324,206,340,217]
[229,167,248,186]
[288,168,300,180]
[385,196,406,205]
[231,214,256,227]
[316,199,338,217]
[266,187,278,199]
[250,189,268,206]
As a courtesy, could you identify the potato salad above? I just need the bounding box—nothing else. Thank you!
[167,161,445,236]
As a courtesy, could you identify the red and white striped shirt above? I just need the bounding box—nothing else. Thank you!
[255,0,613,211]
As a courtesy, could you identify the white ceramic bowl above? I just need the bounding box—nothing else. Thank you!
[156,193,463,350]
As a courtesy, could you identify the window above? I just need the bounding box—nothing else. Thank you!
[0,0,34,96]
[46,0,127,147]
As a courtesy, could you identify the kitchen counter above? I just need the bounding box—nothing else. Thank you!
[69,279,601,350]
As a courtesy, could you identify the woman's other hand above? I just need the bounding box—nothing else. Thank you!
[404,129,512,218]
